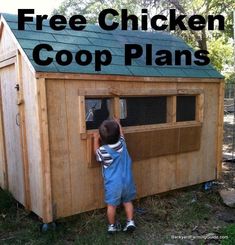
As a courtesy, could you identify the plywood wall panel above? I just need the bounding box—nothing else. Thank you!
[176,82,218,184]
[21,59,43,217]
[0,24,16,54]
[0,84,7,189]
[46,80,72,218]
[0,65,25,204]
[65,80,105,214]
[46,79,221,218]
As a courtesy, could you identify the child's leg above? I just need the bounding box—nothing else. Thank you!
[107,205,116,224]
[123,201,134,220]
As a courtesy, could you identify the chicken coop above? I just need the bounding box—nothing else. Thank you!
[0,13,224,223]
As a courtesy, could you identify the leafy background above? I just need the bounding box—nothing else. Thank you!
[53,0,235,83]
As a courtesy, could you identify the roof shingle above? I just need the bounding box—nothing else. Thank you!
[1,13,223,78]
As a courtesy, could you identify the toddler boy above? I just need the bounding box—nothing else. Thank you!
[94,119,136,233]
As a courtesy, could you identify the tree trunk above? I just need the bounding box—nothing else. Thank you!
[200,28,208,50]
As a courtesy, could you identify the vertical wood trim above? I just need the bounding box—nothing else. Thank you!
[0,78,8,189]
[167,96,176,123]
[16,52,31,209]
[37,78,53,223]
[86,134,99,168]
[113,96,120,118]
[86,134,92,167]
[78,95,86,134]
[196,94,204,122]
[216,82,224,179]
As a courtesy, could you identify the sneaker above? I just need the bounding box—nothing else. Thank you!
[107,223,122,234]
[123,220,136,232]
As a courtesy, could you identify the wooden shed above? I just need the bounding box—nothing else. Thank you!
[0,13,224,223]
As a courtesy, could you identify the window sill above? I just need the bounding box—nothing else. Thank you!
[83,121,202,138]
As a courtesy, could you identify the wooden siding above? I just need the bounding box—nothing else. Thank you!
[0,81,7,188]
[21,58,44,218]
[0,23,16,55]
[46,78,221,219]
[0,64,25,204]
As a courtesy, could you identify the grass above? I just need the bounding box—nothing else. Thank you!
[0,185,235,244]
[220,224,235,245]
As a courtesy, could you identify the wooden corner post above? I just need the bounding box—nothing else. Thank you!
[216,81,224,179]
[196,93,204,123]
[36,77,53,223]
[16,51,31,209]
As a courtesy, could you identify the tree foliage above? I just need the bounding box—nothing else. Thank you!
[53,0,234,73]
[208,35,233,72]
[53,0,138,23]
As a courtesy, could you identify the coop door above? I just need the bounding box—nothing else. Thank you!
[0,64,25,205]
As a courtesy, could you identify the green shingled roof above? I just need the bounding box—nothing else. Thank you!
[1,13,223,78]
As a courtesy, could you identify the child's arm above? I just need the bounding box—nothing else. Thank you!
[114,118,124,137]
[93,131,100,155]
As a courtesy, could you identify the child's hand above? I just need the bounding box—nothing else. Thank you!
[113,117,124,136]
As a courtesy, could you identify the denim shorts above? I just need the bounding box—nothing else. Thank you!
[105,184,136,206]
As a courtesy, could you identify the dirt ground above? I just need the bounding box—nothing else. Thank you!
[222,112,235,189]
[223,114,235,157]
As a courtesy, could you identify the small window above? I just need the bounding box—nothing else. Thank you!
[120,96,167,127]
[176,96,196,122]
[120,99,127,119]
[85,98,111,129]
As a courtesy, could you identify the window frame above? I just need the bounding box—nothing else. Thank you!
[119,96,168,126]
[78,88,204,138]
[85,97,113,129]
